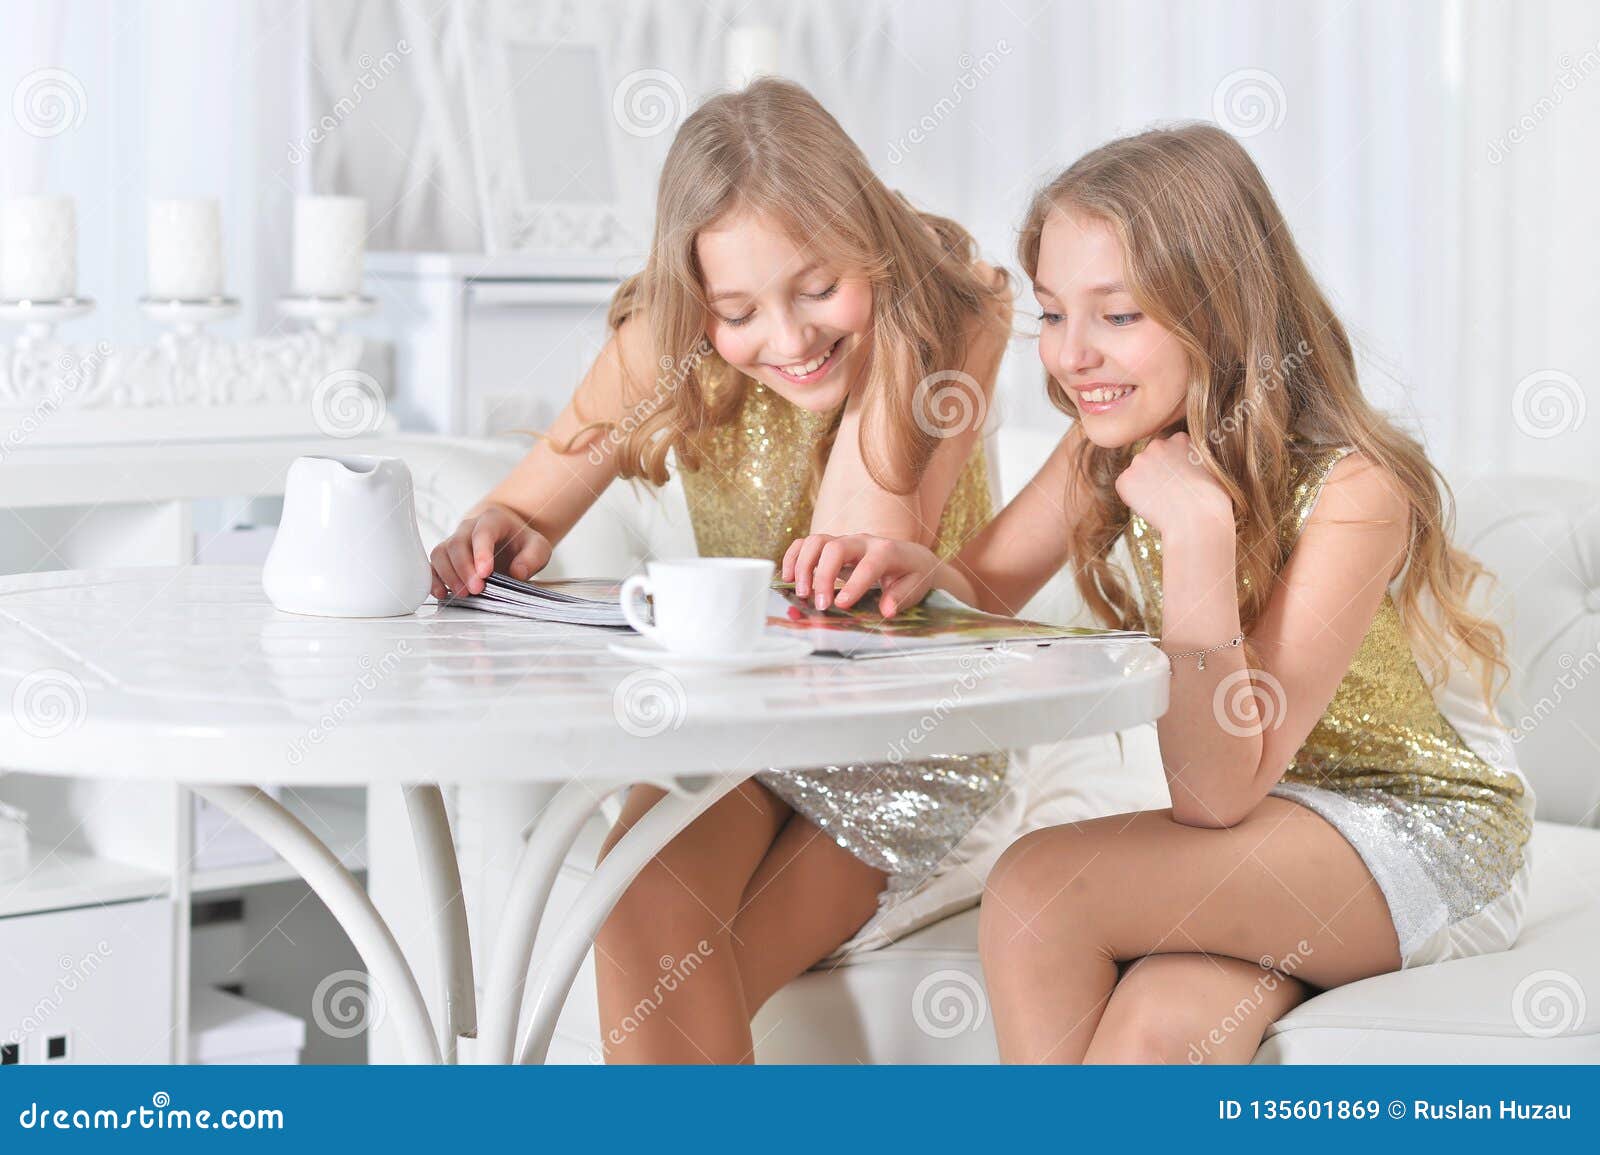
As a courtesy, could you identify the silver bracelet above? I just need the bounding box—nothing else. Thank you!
[1164,631,1244,674]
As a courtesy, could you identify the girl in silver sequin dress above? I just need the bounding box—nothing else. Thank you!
[428,80,1014,1063]
[789,124,1534,1063]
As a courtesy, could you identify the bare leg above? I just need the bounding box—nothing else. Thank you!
[979,798,1400,1064]
[731,813,887,1015]
[1085,953,1310,1064]
[595,781,788,1063]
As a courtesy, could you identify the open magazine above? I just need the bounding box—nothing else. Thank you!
[442,574,1150,658]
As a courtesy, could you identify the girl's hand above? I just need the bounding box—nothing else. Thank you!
[782,533,944,617]
[1114,431,1233,539]
[429,504,553,601]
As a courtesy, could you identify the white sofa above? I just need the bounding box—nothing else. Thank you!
[413,429,1600,1064]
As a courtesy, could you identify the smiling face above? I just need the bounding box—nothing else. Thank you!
[1033,208,1190,448]
[696,208,872,412]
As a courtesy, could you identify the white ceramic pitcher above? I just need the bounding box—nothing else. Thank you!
[262,454,431,618]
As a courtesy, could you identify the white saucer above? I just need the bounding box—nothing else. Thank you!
[608,635,814,672]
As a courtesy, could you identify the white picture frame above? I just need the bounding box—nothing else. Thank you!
[455,6,635,256]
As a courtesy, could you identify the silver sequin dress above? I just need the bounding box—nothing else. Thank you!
[1125,440,1536,963]
[678,372,1008,891]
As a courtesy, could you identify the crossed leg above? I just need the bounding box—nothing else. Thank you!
[596,779,885,1063]
[1086,953,1310,1064]
[979,797,1401,1064]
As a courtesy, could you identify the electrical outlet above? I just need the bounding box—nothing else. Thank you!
[1,1041,20,1065]
[45,1033,68,1062]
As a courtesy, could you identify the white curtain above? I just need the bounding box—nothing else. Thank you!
[864,0,1598,481]
[294,0,1596,479]
[2,0,304,341]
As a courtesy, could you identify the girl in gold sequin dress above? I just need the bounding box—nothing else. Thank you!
[790,125,1535,1063]
[428,80,1013,1063]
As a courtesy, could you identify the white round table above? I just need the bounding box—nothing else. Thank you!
[0,566,1168,1064]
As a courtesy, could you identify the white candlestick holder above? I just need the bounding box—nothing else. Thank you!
[277,293,377,337]
[139,295,241,340]
[0,295,96,346]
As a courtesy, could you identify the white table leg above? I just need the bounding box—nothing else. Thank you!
[477,782,623,1064]
[514,773,749,1065]
[193,785,443,1065]
[403,784,475,1063]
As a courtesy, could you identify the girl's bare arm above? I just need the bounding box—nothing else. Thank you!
[1155,452,1409,827]
[430,317,656,596]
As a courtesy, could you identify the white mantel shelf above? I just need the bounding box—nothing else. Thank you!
[0,432,520,510]
[365,250,640,282]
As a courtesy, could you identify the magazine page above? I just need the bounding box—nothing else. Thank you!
[763,584,1148,658]
[443,573,1149,657]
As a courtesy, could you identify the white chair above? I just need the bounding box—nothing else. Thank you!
[437,429,1599,1064]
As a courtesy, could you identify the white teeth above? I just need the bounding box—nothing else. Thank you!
[783,342,835,376]
[1082,385,1133,403]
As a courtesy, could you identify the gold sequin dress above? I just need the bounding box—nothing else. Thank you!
[1124,440,1535,964]
[678,374,1006,890]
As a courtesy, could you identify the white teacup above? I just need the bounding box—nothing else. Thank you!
[620,558,774,655]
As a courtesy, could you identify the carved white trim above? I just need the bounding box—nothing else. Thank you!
[0,332,392,452]
[1,331,364,409]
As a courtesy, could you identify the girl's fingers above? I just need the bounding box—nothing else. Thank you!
[881,572,928,619]
[508,533,552,580]
[833,549,884,609]
[780,537,805,583]
[432,543,468,600]
[469,521,501,587]
[792,534,834,600]
[445,534,480,595]
[813,537,867,610]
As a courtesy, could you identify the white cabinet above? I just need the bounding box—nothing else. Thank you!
[0,899,174,1064]
[364,251,625,437]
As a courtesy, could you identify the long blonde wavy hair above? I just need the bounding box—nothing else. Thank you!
[578,77,1007,495]
[1020,123,1508,707]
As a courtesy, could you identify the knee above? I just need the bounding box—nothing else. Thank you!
[1093,987,1202,1065]
[979,827,1100,958]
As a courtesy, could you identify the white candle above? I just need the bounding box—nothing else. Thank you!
[293,196,367,297]
[148,199,225,299]
[1,196,78,301]
[725,25,780,89]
